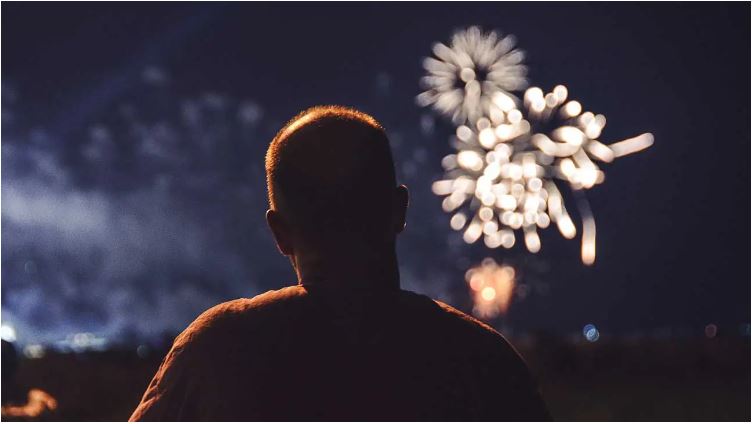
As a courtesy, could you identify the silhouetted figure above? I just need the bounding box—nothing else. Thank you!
[1,340,58,421]
[130,106,550,421]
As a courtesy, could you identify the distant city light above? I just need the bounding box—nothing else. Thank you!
[23,344,46,359]
[704,323,718,339]
[1,324,17,342]
[57,332,109,353]
[583,323,600,342]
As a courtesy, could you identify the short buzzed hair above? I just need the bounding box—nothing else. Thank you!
[266,106,397,242]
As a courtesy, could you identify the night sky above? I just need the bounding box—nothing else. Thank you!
[2,3,750,346]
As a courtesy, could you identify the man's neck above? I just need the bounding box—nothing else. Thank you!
[294,246,401,291]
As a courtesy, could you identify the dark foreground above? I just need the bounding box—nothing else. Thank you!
[11,337,751,421]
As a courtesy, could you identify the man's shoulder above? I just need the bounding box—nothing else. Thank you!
[399,290,495,331]
[206,285,307,316]
[432,298,502,337]
[399,290,522,356]
[173,285,307,347]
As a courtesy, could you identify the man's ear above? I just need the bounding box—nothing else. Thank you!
[392,184,410,234]
[266,209,294,256]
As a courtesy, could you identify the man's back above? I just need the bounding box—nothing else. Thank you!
[130,285,549,421]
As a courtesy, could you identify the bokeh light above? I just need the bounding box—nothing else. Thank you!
[465,258,516,319]
[704,323,718,339]
[1,324,17,342]
[583,323,600,342]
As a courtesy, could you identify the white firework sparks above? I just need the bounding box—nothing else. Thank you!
[416,26,528,125]
[431,84,653,265]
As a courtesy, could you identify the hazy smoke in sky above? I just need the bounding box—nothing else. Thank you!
[1,75,277,346]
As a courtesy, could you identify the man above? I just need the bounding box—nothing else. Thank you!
[130,106,550,421]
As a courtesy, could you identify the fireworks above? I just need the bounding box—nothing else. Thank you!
[422,28,653,265]
[416,26,528,125]
[465,258,516,319]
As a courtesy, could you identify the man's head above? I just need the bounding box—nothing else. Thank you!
[265,106,408,260]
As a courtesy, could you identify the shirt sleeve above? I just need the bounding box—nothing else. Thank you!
[129,299,265,421]
[128,305,226,422]
[480,337,552,421]
[129,339,198,421]
[433,299,552,421]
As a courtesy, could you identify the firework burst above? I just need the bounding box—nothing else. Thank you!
[465,258,516,319]
[416,26,528,125]
[430,83,653,265]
